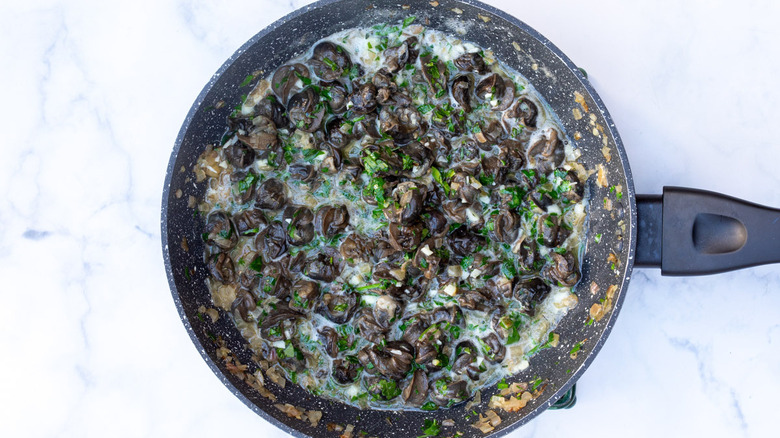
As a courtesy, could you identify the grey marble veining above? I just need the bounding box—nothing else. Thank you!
[1,0,779,437]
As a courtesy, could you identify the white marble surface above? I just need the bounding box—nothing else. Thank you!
[2,0,779,437]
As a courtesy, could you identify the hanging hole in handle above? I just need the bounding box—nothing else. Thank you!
[692,213,747,254]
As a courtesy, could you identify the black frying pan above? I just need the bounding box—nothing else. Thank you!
[161,0,780,436]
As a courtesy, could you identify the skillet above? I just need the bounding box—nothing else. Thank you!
[161,0,780,436]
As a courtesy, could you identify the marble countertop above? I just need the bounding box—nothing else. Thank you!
[2,0,779,437]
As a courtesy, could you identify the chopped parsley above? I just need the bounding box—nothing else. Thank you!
[294,71,311,86]
[239,74,254,87]
[248,257,263,273]
[356,283,385,292]
[420,419,440,437]
[333,303,349,312]
[505,312,527,345]
[322,57,339,71]
[375,379,402,400]
[570,340,586,356]
[363,176,387,209]
[417,103,435,114]
[421,401,438,411]
[236,172,258,193]
[363,151,389,175]
[401,153,414,170]
[503,186,526,210]
[302,148,325,162]
[431,167,451,196]
[525,332,557,357]
[478,172,494,186]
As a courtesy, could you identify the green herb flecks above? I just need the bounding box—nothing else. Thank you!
[421,401,438,411]
[348,65,361,80]
[417,103,435,114]
[217,227,232,240]
[420,419,440,437]
[376,379,402,400]
[427,63,440,80]
[239,74,254,87]
[525,331,557,357]
[401,153,414,170]
[294,71,312,86]
[503,186,526,210]
[460,255,473,270]
[236,172,258,193]
[500,259,518,279]
[569,340,586,356]
[302,148,325,162]
[292,291,309,309]
[356,283,386,292]
[445,60,457,75]
[229,93,248,118]
[530,376,544,392]
[363,176,387,209]
[277,340,304,361]
[504,312,528,345]
[336,333,356,352]
[431,167,451,196]
[249,257,263,273]
[322,57,339,71]
[363,151,389,175]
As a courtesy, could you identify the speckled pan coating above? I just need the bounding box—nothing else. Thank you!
[161,0,636,437]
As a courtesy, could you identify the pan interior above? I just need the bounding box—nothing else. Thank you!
[161,0,636,437]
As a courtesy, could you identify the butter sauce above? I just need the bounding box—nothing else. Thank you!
[199,19,587,411]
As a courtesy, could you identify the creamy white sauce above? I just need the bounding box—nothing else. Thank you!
[202,22,588,410]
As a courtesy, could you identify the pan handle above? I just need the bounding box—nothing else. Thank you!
[635,187,780,275]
